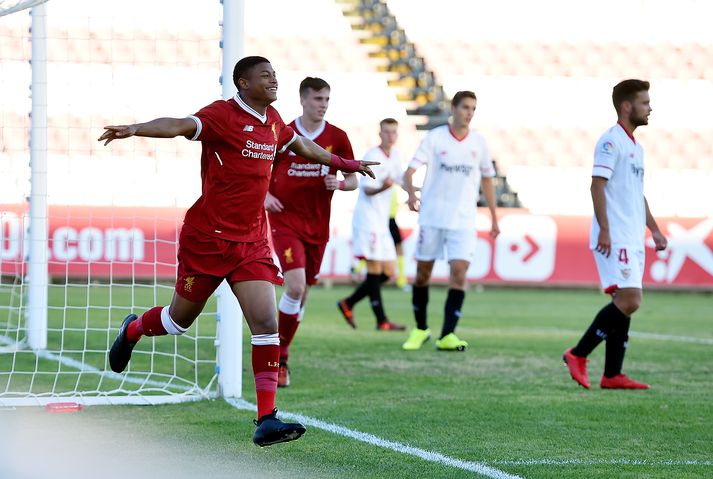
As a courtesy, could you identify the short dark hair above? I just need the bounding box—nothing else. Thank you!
[232,56,270,91]
[452,90,477,107]
[380,118,398,128]
[612,79,650,114]
[299,77,330,97]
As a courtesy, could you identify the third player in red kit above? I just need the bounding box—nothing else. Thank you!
[265,77,357,387]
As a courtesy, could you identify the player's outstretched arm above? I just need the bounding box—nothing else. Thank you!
[480,177,500,239]
[591,176,611,257]
[288,136,378,178]
[645,196,667,251]
[98,117,197,145]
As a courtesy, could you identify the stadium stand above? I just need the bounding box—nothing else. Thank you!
[385,0,713,216]
[2,0,710,216]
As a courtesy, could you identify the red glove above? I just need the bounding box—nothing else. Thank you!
[330,154,361,173]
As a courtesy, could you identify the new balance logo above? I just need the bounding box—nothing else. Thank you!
[243,125,254,132]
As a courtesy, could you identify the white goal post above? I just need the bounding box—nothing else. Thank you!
[0,0,47,17]
[0,0,246,406]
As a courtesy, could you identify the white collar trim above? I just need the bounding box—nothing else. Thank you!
[234,93,267,124]
[295,117,326,141]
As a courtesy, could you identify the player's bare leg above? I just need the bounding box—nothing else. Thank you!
[231,280,306,446]
[109,291,206,373]
[435,260,469,351]
[277,268,307,387]
[403,260,435,350]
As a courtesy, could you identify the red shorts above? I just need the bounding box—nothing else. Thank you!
[271,232,327,286]
[175,224,283,303]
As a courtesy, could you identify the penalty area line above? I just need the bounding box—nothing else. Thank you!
[226,398,524,479]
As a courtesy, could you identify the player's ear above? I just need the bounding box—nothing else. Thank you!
[237,77,250,91]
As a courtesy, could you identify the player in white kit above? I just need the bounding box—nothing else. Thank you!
[337,118,406,331]
[563,79,668,390]
[401,91,499,351]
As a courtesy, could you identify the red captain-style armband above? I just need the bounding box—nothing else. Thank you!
[330,154,361,173]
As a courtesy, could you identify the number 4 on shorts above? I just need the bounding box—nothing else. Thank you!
[618,248,629,264]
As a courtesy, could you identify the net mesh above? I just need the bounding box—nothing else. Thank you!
[0,0,225,405]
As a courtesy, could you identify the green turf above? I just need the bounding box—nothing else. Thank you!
[1,284,712,478]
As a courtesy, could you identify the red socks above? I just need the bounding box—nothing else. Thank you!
[126,306,166,342]
[278,311,300,363]
[251,333,280,419]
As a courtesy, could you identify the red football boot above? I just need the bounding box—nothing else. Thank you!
[600,374,649,389]
[563,348,590,389]
[336,299,356,329]
[376,320,406,331]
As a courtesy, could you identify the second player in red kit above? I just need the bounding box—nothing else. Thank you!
[265,77,357,387]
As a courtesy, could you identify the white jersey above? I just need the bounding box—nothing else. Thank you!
[590,122,646,250]
[409,125,495,230]
[352,146,404,234]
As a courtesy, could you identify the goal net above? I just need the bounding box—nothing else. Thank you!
[0,0,240,406]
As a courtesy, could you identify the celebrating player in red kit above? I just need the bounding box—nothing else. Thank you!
[264,77,356,388]
[98,57,376,446]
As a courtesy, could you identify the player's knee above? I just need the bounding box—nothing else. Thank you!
[616,295,641,316]
[249,314,278,334]
[449,272,467,289]
[414,272,430,287]
[285,279,306,300]
[625,298,641,315]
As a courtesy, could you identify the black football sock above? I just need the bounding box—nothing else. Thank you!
[571,302,623,357]
[345,280,370,308]
[366,274,387,323]
[346,273,390,308]
[440,289,465,338]
[604,313,631,378]
[412,285,429,330]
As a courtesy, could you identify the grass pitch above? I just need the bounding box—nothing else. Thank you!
[1,285,711,478]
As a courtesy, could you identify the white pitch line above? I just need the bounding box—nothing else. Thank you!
[490,459,713,466]
[484,328,713,346]
[226,398,524,479]
[629,331,713,345]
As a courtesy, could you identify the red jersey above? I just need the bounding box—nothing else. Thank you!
[268,119,354,244]
[184,94,297,242]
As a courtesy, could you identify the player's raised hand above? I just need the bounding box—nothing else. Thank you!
[357,159,379,179]
[98,125,138,145]
[328,154,379,179]
[264,191,284,213]
[652,230,668,251]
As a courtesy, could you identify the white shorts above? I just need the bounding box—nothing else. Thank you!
[414,226,476,262]
[352,228,397,261]
[592,246,644,291]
